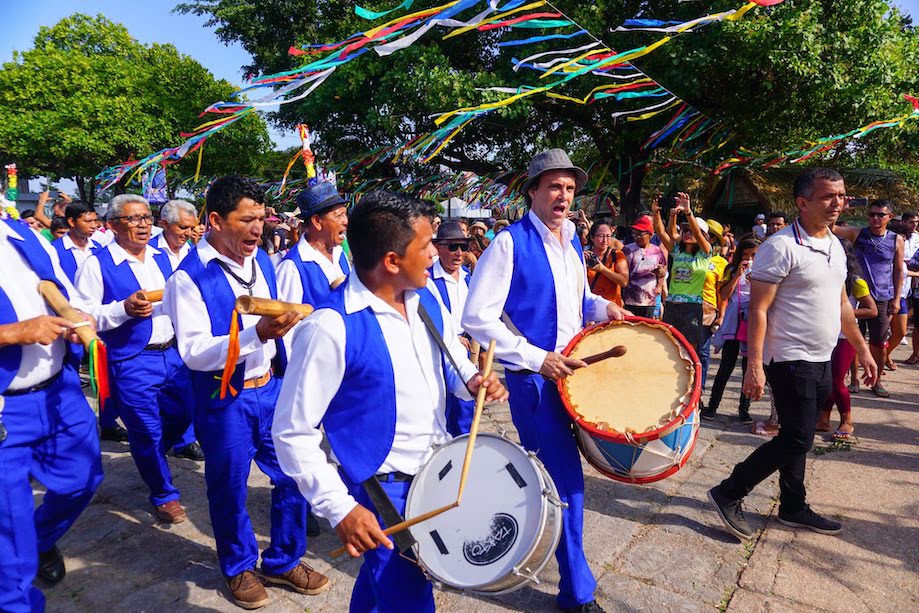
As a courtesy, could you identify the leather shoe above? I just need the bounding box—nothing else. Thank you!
[100,425,129,442]
[307,511,321,537]
[562,601,605,613]
[226,570,270,610]
[37,546,65,585]
[153,500,187,524]
[174,441,205,461]
[263,561,330,595]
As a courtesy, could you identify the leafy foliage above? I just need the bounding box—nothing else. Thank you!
[0,13,271,204]
[175,1,919,215]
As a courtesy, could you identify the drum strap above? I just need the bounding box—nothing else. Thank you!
[362,476,417,556]
[418,302,465,377]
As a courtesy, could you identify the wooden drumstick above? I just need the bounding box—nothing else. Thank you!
[234,296,314,318]
[456,339,496,505]
[330,501,460,558]
[577,345,627,368]
[470,339,481,364]
[329,275,347,290]
[38,281,98,349]
[135,289,163,303]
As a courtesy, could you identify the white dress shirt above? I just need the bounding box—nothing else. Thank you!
[276,239,347,304]
[0,222,86,390]
[462,211,611,372]
[153,232,191,270]
[431,259,469,332]
[163,238,275,378]
[272,273,478,526]
[61,233,98,270]
[91,228,114,247]
[75,242,174,344]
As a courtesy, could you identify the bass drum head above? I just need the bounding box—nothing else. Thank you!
[405,434,550,591]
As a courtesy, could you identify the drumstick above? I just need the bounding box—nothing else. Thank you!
[456,339,496,505]
[470,339,481,364]
[330,501,460,558]
[330,275,347,290]
[234,296,314,318]
[135,289,163,303]
[577,345,627,367]
[38,281,99,349]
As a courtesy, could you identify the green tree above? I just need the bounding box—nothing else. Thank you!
[176,0,919,217]
[0,13,271,205]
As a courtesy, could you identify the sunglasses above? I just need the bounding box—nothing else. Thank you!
[868,212,889,218]
[441,242,468,252]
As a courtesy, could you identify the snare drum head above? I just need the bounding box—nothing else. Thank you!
[561,320,695,434]
[405,434,546,590]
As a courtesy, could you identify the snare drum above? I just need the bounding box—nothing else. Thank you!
[404,433,563,594]
[557,317,702,484]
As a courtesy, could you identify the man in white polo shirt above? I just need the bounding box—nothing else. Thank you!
[708,168,877,540]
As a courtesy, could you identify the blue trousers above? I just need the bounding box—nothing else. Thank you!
[109,347,194,507]
[172,423,198,453]
[505,371,596,609]
[699,325,714,391]
[194,376,307,577]
[0,367,104,613]
[445,394,474,437]
[340,472,434,613]
[99,391,120,430]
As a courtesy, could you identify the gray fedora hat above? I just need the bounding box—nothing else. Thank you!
[521,148,588,197]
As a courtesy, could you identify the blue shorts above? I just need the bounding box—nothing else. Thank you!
[898,297,909,315]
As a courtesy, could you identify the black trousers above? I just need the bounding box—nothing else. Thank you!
[625,305,656,319]
[708,340,750,413]
[720,360,831,513]
[662,302,703,352]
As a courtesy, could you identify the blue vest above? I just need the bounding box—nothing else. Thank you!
[1,219,71,393]
[53,237,101,283]
[281,242,351,306]
[178,248,287,408]
[504,215,587,352]
[94,246,173,362]
[320,281,446,483]
[429,265,471,314]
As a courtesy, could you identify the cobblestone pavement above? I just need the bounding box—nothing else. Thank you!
[40,345,918,612]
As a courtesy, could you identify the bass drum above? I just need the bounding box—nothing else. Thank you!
[404,433,564,594]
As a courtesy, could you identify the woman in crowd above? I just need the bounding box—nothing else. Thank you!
[703,236,760,423]
[623,214,668,318]
[817,239,877,439]
[584,218,629,306]
[652,193,713,352]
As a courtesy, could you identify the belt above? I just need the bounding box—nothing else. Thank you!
[375,471,414,483]
[144,337,176,352]
[2,370,62,397]
[243,370,272,390]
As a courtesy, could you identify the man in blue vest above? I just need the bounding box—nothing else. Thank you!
[75,194,194,524]
[428,220,475,435]
[272,190,507,612]
[51,204,103,283]
[163,175,329,610]
[463,149,631,613]
[277,182,351,312]
[0,217,104,613]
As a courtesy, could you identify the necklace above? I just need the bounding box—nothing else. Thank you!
[864,230,887,253]
[215,259,257,296]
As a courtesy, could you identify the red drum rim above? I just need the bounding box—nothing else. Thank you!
[557,316,702,445]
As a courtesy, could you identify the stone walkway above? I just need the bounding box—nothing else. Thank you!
[41,346,918,612]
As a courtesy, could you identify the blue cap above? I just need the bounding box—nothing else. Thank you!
[295,182,347,219]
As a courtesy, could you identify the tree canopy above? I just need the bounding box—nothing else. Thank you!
[176,1,919,217]
[0,13,271,204]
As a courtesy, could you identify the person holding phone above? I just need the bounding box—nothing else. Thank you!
[584,219,628,306]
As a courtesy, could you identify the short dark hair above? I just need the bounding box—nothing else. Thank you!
[588,218,616,240]
[206,175,265,218]
[64,204,95,222]
[348,190,435,272]
[793,168,844,200]
[767,211,787,223]
[21,209,35,219]
[902,211,918,221]
[869,199,893,213]
[50,216,69,232]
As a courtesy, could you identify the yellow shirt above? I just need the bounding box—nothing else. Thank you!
[703,255,728,308]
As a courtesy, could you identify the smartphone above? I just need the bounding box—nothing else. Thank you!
[659,195,676,210]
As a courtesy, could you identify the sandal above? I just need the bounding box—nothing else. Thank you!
[847,383,861,394]
[871,384,891,399]
[815,412,831,433]
[752,421,779,437]
[905,355,919,365]
[833,426,854,440]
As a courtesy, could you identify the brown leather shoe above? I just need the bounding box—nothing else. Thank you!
[226,570,270,610]
[153,500,187,524]
[263,561,330,595]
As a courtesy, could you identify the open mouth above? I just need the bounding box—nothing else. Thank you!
[553,204,567,215]
[242,239,258,250]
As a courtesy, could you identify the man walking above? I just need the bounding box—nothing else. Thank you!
[833,199,904,397]
[708,168,877,540]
